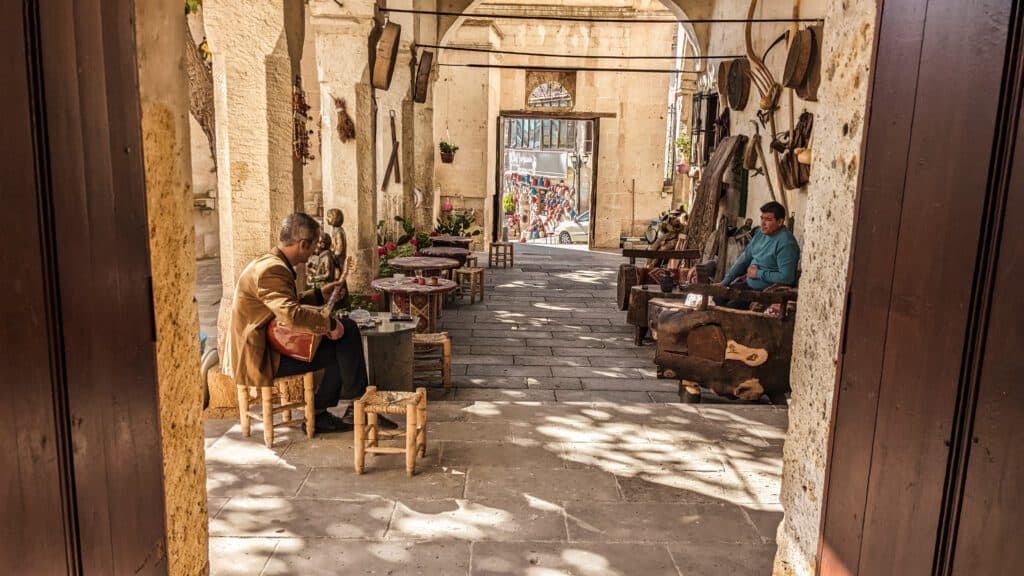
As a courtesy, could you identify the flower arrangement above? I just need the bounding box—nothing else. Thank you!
[434,207,482,237]
[376,216,432,278]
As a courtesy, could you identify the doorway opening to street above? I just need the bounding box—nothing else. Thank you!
[495,113,598,248]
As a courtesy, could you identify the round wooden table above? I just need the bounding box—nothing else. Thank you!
[371,277,458,333]
[388,256,460,277]
[420,246,471,266]
[430,235,473,248]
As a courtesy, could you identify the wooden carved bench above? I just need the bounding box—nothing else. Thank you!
[654,283,797,404]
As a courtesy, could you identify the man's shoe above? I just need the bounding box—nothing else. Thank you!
[302,411,353,435]
[376,416,400,430]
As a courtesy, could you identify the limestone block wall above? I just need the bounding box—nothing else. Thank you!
[134,1,207,574]
[759,0,877,574]
[436,4,678,248]
[704,0,827,242]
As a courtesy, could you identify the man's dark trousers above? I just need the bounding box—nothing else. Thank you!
[275,316,368,412]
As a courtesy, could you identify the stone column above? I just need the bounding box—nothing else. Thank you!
[433,20,502,250]
[310,0,378,292]
[133,2,206,574]
[204,0,305,347]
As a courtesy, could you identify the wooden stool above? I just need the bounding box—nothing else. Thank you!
[488,242,513,268]
[353,386,427,476]
[412,332,451,388]
[466,254,479,267]
[236,372,316,448]
[454,267,485,304]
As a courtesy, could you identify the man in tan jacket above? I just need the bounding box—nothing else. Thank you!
[227,213,395,433]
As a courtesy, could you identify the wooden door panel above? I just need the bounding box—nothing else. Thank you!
[0,1,76,572]
[857,1,1013,572]
[950,63,1024,573]
[819,0,929,572]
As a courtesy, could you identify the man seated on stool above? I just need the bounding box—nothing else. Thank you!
[227,212,397,434]
[717,201,800,309]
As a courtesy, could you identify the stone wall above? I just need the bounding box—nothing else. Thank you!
[767,0,878,574]
[134,1,208,574]
[704,0,828,242]
[435,0,680,248]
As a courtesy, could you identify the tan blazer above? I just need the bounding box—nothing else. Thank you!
[224,248,329,389]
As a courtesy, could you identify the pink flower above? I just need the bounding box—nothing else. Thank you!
[410,238,418,246]
[430,231,439,237]
[386,242,397,252]
[377,246,387,256]
[443,202,453,211]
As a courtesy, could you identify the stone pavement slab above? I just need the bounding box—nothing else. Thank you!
[201,245,787,574]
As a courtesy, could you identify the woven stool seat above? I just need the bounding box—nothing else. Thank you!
[354,386,427,476]
[235,371,317,447]
[488,242,514,269]
[454,266,485,304]
[413,332,452,388]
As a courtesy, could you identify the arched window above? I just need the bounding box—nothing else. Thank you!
[528,82,572,109]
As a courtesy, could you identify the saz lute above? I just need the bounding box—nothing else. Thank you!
[267,256,355,362]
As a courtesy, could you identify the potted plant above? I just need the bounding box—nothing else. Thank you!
[674,133,692,174]
[439,141,459,163]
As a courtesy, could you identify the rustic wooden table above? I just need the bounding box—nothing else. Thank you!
[371,277,458,333]
[420,246,471,266]
[388,256,460,277]
[429,235,473,248]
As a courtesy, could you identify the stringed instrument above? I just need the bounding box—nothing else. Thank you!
[267,256,355,362]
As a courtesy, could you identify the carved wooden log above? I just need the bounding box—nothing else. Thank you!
[655,307,794,400]
[617,263,639,311]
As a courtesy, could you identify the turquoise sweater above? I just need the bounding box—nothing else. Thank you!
[722,228,800,290]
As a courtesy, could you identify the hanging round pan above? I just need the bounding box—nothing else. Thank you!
[717,59,733,101]
[796,24,823,101]
[372,22,402,90]
[783,28,813,89]
[727,58,751,111]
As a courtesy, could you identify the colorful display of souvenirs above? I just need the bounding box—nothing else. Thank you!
[502,173,578,241]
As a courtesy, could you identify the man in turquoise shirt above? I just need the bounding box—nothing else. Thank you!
[720,201,801,309]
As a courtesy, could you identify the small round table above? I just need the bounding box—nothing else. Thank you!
[430,235,473,249]
[421,246,471,266]
[359,312,418,391]
[388,256,460,277]
[371,277,458,333]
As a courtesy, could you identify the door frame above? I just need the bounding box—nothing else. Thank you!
[494,112,606,247]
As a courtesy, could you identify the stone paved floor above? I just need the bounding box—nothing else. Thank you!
[201,244,786,575]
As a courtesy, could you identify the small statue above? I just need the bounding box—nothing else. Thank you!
[306,233,339,288]
[325,208,348,264]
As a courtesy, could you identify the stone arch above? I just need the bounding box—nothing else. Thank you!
[436,0,708,56]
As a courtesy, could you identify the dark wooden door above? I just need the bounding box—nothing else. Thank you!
[820,1,1023,574]
[1,1,169,574]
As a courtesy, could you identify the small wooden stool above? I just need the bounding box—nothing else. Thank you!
[236,372,317,448]
[454,266,485,304]
[488,242,514,269]
[465,254,479,267]
[353,386,427,476]
[412,332,452,388]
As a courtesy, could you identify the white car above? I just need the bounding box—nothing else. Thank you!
[554,211,590,244]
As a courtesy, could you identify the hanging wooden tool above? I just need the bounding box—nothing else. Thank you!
[745,0,788,213]
[373,21,402,90]
[382,110,401,190]
[727,58,752,110]
[413,50,433,103]
[796,24,823,101]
